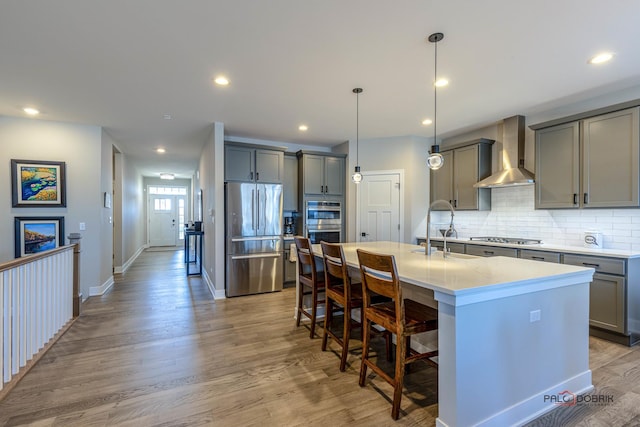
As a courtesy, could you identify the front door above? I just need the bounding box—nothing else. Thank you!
[358,172,401,242]
[149,194,179,246]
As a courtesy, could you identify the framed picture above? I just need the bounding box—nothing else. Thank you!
[11,159,66,207]
[14,216,65,258]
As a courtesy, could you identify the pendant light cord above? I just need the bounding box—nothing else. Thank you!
[433,38,437,145]
[356,90,359,165]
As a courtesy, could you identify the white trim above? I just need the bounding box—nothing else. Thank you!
[90,276,114,296]
[114,245,145,274]
[202,268,225,299]
[356,169,405,243]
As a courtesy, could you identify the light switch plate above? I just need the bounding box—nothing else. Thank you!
[79,222,86,231]
[530,309,541,323]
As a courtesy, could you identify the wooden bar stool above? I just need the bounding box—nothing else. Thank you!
[320,241,364,371]
[356,248,439,420]
[294,236,325,338]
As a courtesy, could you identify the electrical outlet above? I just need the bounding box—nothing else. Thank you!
[79,222,86,231]
[530,309,541,323]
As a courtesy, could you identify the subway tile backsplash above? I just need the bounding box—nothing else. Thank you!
[430,186,640,252]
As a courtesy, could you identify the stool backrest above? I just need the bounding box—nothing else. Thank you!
[320,241,350,294]
[356,248,404,325]
[294,236,319,281]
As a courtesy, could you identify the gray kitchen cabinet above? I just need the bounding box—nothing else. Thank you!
[297,151,346,197]
[283,246,297,285]
[535,122,580,208]
[430,139,492,210]
[582,108,640,208]
[534,106,640,209]
[429,150,453,204]
[224,144,284,183]
[465,244,518,258]
[519,249,560,263]
[562,253,626,334]
[283,154,298,211]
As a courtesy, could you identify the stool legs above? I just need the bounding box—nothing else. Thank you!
[321,298,333,351]
[358,317,371,387]
[339,306,350,371]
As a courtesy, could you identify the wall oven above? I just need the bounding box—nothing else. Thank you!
[305,200,342,244]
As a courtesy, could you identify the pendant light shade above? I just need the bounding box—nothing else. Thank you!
[352,87,363,184]
[427,32,445,170]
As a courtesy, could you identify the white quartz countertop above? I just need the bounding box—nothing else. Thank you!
[314,241,594,305]
[423,236,640,259]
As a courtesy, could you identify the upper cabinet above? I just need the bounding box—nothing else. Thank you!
[297,151,345,197]
[225,144,284,183]
[283,154,298,211]
[430,139,493,210]
[534,107,640,209]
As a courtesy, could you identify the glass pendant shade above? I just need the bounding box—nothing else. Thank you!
[352,165,363,184]
[427,152,444,170]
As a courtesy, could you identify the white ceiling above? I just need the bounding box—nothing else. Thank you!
[2,0,640,179]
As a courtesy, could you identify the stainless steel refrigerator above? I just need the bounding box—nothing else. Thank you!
[225,182,283,297]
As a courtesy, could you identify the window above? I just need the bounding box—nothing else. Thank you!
[178,199,185,240]
[149,186,187,195]
[154,198,172,211]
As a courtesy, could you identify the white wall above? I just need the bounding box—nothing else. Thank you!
[0,115,106,299]
[121,153,145,265]
[100,130,115,284]
[347,135,430,243]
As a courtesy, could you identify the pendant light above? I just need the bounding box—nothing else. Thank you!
[352,87,363,184]
[426,32,444,170]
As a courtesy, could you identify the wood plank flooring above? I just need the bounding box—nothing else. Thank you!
[0,248,639,426]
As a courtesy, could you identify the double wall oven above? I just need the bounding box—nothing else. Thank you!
[305,200,342,243]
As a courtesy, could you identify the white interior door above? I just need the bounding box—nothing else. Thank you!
[149,195,178,246]
[358,172,401,242]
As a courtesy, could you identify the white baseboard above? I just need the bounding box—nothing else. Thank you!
[202,269,226,300]
[114,245,145,274]
[90,276,114,296]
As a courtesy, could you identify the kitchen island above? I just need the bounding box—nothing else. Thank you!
[312,241,594,427]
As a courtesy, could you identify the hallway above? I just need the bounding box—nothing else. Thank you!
[0,249,437,426]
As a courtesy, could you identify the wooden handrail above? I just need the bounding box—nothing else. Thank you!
[0,244,76,274]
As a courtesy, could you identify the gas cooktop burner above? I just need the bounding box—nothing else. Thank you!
[469,236,542,245]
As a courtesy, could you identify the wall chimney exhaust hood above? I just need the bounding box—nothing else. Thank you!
[474,115,535,188]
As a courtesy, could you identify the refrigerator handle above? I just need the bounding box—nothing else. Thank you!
[252,189,256,230]
[256,189,260,231]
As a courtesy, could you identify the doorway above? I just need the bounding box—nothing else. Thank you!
[147,186,187,247]
[356,170,403,243]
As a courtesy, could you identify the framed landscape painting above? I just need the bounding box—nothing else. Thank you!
[14,217,65,258]
[11,159,66,207]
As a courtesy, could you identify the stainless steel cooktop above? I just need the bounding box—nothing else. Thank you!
[469,236,542,245]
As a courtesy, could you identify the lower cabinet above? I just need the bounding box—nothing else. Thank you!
[429,240,465,254]
[283,247,297,286]
[465,245,518,258]
[562,253,627,334]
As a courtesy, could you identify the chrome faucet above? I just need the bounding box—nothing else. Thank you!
[425,199,457,256]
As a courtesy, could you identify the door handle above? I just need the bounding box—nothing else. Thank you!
[361,232,369,237]
[252,189,256,230]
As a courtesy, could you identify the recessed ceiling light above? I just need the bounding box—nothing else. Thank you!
[160,173,175,180]
[23,107,39,115]
[163,114,172,120]
[589,52,614,64]
[214,76,230,86]
[434,78,449,87]
[298,125,308,131]
[156,148,166,154]
[422,119,433,126]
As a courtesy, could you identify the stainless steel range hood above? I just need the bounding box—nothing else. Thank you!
[474,115,535,188]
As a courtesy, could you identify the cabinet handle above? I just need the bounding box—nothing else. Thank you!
[449,199,452,205]
[582,262,600,268]
[532,256,545,261]
[256,172,259,181]
[483,250,494,256]
[584,193,589,204]
[454,200,458,208]
[573,193,578,205]
[250,172,254,180]
[325,185,328,193]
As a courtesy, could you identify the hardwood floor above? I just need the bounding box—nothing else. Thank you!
[0,248,639,426]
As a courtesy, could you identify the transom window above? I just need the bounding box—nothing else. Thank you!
[149,186,187,195]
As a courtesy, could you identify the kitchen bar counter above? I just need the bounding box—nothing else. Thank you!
[314,241,594,427]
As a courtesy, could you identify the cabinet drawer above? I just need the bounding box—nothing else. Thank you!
[465,245,518,258]
[520,250,560,263]
[428,241,466,254]
[563,254,625,276]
